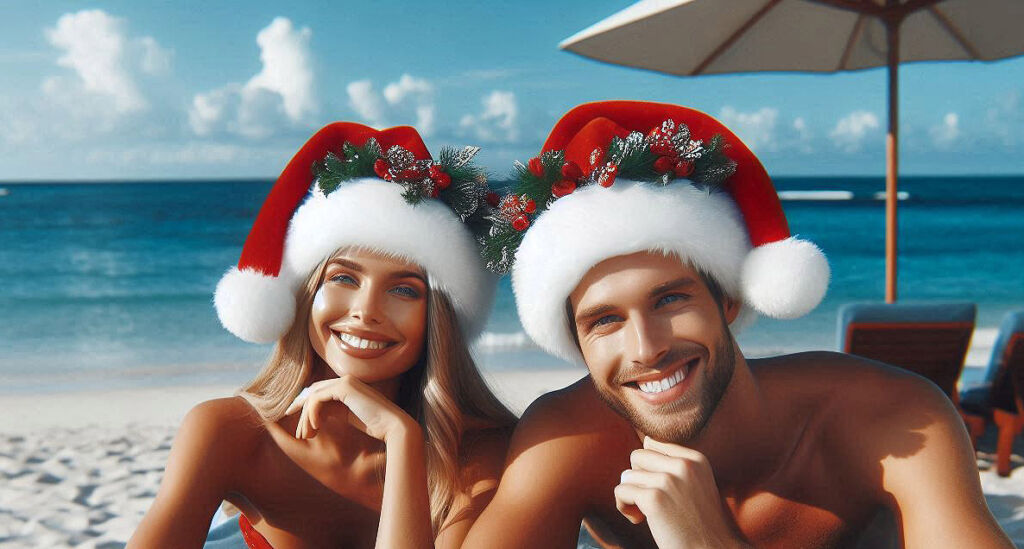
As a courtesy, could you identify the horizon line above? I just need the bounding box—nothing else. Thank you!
[4,173,1024,185]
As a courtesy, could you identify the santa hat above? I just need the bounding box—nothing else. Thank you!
[214,121,496,344]
[482,101,829,365]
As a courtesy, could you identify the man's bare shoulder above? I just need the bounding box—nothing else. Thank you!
[504,376,638,483]
[755,351,963,467]
[754,350,944,407]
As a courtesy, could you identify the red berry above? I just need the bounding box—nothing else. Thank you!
[651,143,675,156]
[512,215,529,231]
[506,195,521,209]
[604,162,618,175]
[599,173,616,187]
[674,160,695,178]
[560,161,582,180]
[528,157,545,178]
[434,172,452,190]
[373,159,390,179]
[551,180,576,198]
[399,168,425,181]
[653,155,676,174]
[524,199,536,213]
[485,192,500,207]
[429,164,444,178]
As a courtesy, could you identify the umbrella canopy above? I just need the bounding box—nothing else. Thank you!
[561,0,1024,302]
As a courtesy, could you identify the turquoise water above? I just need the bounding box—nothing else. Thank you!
[1,177,1022,392]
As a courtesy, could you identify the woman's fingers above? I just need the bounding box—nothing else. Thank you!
[285,386,313,416]
[307,388,329,431]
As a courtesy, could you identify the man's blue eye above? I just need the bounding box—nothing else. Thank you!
[592,315,621,328]
[391,286,420,298]
[656,294,688,307]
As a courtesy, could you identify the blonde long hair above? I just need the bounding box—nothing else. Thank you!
[238,251,516,533]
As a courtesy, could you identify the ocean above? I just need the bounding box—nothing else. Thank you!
[1,176,1022,393]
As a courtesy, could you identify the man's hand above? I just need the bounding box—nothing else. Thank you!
[614,436,747,549]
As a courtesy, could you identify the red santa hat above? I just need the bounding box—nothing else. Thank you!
[482,101,829,365]
[215,121,495,344]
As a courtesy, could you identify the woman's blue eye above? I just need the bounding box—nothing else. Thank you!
[656,294,689,307]
[330,274,357,285]
[390,286,421,298]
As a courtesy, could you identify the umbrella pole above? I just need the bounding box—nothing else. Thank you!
[885,18,900,303]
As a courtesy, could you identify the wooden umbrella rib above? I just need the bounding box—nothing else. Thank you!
[927,5,982,59]
[690,0,784,75]
[807,0,880,16]
[899,0,946,17]
[837,14,867,70]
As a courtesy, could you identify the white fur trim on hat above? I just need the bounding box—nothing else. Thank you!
[512,181,751,365]
[741,237,829,319]
[214,267,296,344]
[215,179,495,343]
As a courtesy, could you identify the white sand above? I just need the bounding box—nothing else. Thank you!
[2,367,1023,548]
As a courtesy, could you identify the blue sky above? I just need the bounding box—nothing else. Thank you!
[1,1,1023,181]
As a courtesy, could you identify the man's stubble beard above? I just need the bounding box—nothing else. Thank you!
[591,328,737,445]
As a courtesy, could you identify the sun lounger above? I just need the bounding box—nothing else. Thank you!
[838,302,977,400]
[838,302,979,444]
[958,310,1024,476]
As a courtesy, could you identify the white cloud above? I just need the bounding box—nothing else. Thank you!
[829,111,880,153]
[0,10,174,149]
[717,106,779,152]
[44,9,172,114]
[248,18,315,121]
[188,17,316,139]
[346,80,387,126]
[792,117,813,153]
[345,74,436,135]
[929,112,960,150]
[459,90,518,143]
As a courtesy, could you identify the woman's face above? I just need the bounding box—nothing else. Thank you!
[308,248,428,384]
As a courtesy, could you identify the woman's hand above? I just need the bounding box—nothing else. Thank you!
[288,377,433,548]
[285,376,419,443]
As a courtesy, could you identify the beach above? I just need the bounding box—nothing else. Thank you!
[4,361,1024,548]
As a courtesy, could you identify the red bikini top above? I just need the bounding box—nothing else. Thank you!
[239,514,274,549]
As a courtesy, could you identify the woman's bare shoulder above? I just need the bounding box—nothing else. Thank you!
[175,396,268,461]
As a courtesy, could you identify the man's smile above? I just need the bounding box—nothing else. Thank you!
[622,355,701,405]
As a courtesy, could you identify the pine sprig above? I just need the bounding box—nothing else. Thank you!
[609,136,658,181]
[479,119,738,274]
[309,139,496,242]
[479,223,525,274]
[690,135,736,191]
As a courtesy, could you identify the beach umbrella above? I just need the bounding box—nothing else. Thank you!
[560,0,1024,302]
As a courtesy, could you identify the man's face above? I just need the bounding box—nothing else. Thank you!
[568,251,740,443]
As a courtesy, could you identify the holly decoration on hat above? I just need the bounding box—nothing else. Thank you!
[312,138,496,228]
[480,118,737,274]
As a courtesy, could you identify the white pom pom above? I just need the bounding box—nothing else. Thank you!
[741,237,829,319]
[213,267,295,343]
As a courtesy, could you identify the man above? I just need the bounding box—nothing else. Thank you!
[463,101,1011,548]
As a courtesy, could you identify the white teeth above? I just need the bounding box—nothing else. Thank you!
[337,332,390,350]
[637,367,688,394]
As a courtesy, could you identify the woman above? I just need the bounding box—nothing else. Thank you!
[129,122,516,548]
